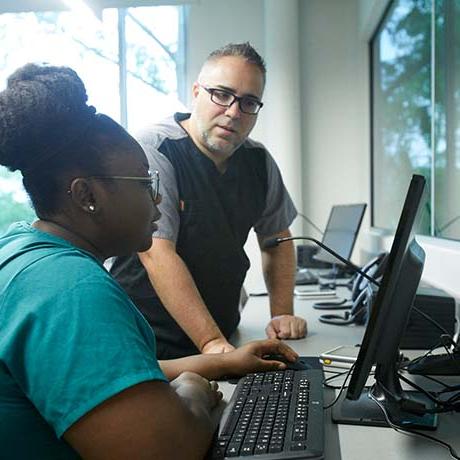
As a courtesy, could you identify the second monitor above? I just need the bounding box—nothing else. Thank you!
[314,203,367,278]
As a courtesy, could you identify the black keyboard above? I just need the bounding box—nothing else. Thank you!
[210,369,324,459]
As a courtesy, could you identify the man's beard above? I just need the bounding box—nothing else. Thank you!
[202,131,234,155]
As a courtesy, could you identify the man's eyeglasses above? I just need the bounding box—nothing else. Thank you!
[69,170,160,201]
[199,84,263,115]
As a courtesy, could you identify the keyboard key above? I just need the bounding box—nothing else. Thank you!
[290,441,308,451]
[225,444,240,457]
[211,369,324,459]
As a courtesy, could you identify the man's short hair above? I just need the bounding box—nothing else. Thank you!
[206,42,266,81]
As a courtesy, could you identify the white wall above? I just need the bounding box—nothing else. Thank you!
[185,0,265,106]
[299,0,369,264]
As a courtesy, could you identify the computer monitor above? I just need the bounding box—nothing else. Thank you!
[332,174,438,429]
[313,203,366,277]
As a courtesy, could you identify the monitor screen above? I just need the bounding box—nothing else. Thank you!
[332,174,437,429]
[314,204,366,265]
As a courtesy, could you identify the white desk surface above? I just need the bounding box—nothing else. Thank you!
[220,290,460,460]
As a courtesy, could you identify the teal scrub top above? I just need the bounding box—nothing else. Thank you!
[0,223,167,459]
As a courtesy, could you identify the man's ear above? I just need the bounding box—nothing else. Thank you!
[68,178,98,214]
[191,81,201,100]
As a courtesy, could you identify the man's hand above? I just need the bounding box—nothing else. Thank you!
[265,314,307,339]
[222,339,299,376]
[201,337,235,354]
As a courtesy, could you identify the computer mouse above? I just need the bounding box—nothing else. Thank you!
[263,354,312,371]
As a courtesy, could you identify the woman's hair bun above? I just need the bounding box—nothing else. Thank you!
[0,63,95,172]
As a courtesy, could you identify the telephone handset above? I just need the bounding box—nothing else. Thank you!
[350,252,388,301]
[317,252,388,325]
[313,252,388,311]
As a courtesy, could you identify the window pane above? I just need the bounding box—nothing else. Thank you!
[434,0,460,239]
[0,10,119,117]
[125,6,186,132]
[372,0,432,234]
[0,6,184,233]
[0,10,119,232]
[0,170,36,234]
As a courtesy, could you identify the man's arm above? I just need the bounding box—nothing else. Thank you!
[138,238,235,354]
[258,228,307,339]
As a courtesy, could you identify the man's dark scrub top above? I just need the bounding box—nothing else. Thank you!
[111,113,296,359]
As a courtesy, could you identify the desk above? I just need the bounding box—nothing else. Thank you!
[222,292,460,460]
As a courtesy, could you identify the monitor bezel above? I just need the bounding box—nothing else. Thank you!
[346,175,426,400]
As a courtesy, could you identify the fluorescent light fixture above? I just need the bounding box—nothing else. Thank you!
[61,0,103,20]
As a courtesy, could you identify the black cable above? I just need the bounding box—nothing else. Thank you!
[439,383,460,394]
[447,392,460,405]
[401,340,444,369]
[412,305,452,337]
[323,369,349,378]
[397,373,460,414]
[323,362,355,409]
[323,366,348,384]
[368,390,460,460]
[397,373,443,406]
[323,367,375,390]
[418,374,458,392]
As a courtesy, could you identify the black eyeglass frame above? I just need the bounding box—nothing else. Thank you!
[199,84,264,115]
[68,170,160,201]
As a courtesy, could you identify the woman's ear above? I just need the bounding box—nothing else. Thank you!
[68,178,98,214]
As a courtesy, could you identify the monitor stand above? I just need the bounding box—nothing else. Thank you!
[331,360,438,430]
[331,387,438,430]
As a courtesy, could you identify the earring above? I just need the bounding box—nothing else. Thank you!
[88,204,96,212]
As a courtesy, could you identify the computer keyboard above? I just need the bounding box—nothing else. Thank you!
[210,369,324,459]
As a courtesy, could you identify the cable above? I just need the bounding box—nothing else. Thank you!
[412,305,452,337]
[323,362,356,409]
[323,367,375,390]
[421,374,458,391]
[368,390,460,460]
[401,339,445,369]
[397,372,444,407]
[323,369,349,377]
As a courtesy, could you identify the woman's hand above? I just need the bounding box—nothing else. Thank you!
[170,371,222,412]
[159,339,299,381]
[222,339,299,376]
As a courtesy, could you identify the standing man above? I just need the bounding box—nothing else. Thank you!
[111,42,306,359]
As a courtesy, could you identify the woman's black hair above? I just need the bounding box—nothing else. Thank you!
[0,63,136,216]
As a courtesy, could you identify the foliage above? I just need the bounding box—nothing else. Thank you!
[373,0,460,239]
[0,190,36,234]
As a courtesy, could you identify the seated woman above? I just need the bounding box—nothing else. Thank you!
[0,64,297,459]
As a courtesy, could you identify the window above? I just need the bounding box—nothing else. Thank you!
[0,4,186,233]
[371,0,460,240]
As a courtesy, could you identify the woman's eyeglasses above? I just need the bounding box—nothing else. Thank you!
[68,170,160,201]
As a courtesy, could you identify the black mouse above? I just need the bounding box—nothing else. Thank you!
[263,354,311,371]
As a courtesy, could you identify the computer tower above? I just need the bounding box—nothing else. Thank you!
[400,286,457,349]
